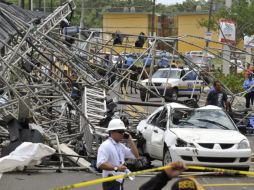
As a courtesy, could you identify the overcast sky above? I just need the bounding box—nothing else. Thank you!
[156,0,185,5]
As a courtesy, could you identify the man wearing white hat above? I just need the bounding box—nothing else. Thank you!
[97,118,139,190]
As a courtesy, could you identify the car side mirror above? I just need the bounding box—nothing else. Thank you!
[182,77,187,81]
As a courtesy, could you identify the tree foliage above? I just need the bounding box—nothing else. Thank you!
[6,0,213,27]
[173,0,208,12]
[199,0,254,42]
[214,71,245,94]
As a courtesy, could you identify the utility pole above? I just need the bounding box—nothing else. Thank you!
[44,0,46,12]
[51,0,53,12]
[205,0,213,48]
[39,0,41,11]
[151,0,155,36]
[79,0,86,42]
[245,0,252,69]
[30,0,33,11]
[19,0,24,9]
[222,0,232,75]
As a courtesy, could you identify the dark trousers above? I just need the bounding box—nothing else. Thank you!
[251,92,254,106]
[245,92,254,108]
[102,181,124,190]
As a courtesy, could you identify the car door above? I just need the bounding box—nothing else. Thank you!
[150,107,168,159]
[179,71,202,96]
[142,108,163,155]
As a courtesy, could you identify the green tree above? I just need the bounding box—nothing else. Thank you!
[6,0,213,28]
[171,0,208,12]
[199,0,254,43]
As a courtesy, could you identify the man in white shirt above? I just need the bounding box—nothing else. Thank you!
[97,118,139,190]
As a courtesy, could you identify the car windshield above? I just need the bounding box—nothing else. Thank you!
[189,57,211,64]
[171,109,236,130]
[191,51,202,55]
[112,56,119,61]
[152,69,181,79]
[230,60,242,64]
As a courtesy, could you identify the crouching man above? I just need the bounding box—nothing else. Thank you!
[97,118,139,190]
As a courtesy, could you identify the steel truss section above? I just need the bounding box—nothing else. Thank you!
[80,86,107,157]
[0,1,253,167]
[1,0,76,74]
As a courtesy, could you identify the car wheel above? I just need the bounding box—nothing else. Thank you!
[171,88,178,101]
[163,148,172,166]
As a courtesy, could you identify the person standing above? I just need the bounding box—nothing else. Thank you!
[97,118,139,190]
[244,63,253,78]
[171,60,177,68]
[206,80,228,109]
[243,73,254,108]
[143,55,152,67]
[125,56,134,67]
[157,55,169,68]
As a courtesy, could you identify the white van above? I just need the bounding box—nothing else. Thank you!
[185,51,215,59]
[230,59,244,73]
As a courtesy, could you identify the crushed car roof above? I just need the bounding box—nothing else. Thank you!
[165,103,222,110]
[158,68,189,71]
[165,102,190,109]
[196,105,222,110]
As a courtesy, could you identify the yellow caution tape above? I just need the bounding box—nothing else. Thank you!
[50,165,172,190]
[50,165,254,190]
[187,166,254,176]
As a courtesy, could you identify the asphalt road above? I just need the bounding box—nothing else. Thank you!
[1,171,181,190]
[1,165,254,190]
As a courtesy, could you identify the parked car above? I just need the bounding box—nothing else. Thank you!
[112,55,120,64]
[139,68,203,101]
[185,51,215,59]
[136,103,251,170]
[186,57,214,72]
[155,50,179,60]
[230,59,244,73]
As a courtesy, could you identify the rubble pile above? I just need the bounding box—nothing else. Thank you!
[0,0,150,171]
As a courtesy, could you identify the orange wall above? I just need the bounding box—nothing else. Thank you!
[177,14,222,53]
[102,13,159,54]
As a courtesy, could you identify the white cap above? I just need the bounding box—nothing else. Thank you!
[107,119,126,131]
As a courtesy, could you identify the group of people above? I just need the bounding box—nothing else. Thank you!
[144,55,180,68]
[123,54,180,69]
[206,72,254,110]
[95,61,254,190]
[97,118,199,190]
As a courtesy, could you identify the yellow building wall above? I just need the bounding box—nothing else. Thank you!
[177,14,222,53]
[103,13,155,54]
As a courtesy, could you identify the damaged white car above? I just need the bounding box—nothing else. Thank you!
[137,103,251,170]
